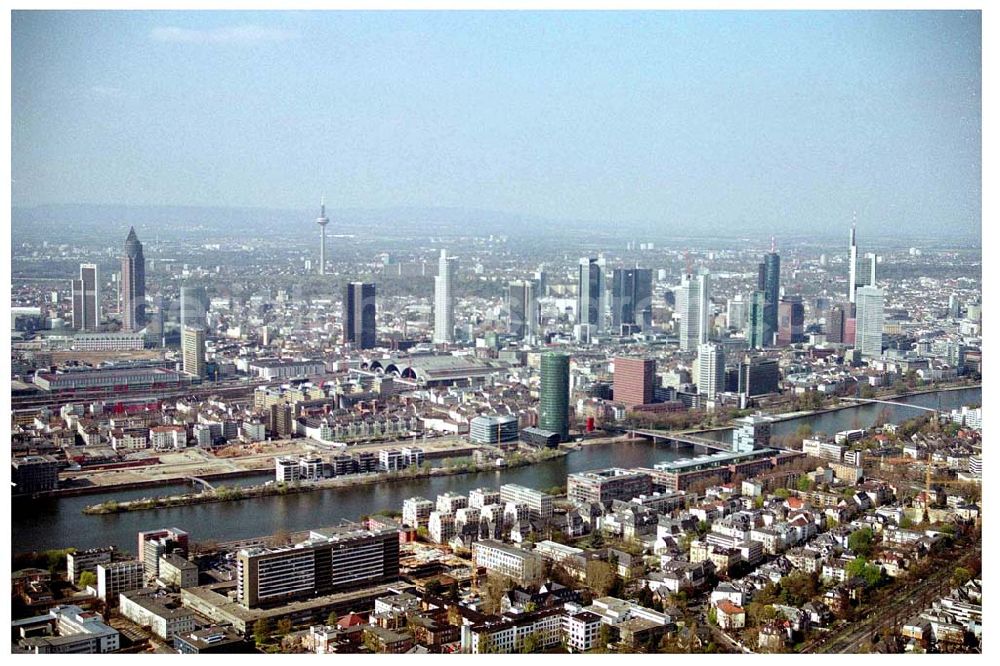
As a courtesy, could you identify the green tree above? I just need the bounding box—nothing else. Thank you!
[951,566,973,587]
[479,573,515,615]
[326,611,339,626]
[521,631,541,653]
[846,557,882,587]
[586,560,618,597]
[797,475,813,492]
[848,527,875,557]
[253,617,271,646]
[276,618,293,636]
[597,624,613,650]
[77,570,97,589]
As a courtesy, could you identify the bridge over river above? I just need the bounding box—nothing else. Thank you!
[625,428,735,452]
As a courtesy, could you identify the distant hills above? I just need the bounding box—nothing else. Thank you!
[10,203,980,247]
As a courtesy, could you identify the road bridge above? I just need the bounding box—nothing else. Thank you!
[626,428,733,452]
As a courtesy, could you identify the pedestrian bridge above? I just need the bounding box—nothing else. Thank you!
[187,476,216,492]
[839,397,939,414]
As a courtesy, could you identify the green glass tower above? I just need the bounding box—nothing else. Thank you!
[540,352,570,441]
[749,290,769,349]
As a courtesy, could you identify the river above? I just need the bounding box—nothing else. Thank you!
[10,386,980,556]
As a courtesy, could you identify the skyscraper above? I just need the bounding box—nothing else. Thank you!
[433,249,457,343]
[697,342,725,401]
[611,268,653,333]
[182,326,206,378]
[848,223,859,304]
[316,199,329,276]
[121,227,146,332]
[726,294,747,331]
[577,257,606,335]
[507,280,537,340]
[539,352,570,442]
[848,222,878,306]
[826,304,846,344]
[777,296,804,346]
[72,263,99,331]
[613,357,655,407]
[748,290,768,349]
[343,282,377,349]
[676,272,709,351]
[855,286,885,358]
[759,250,780,339]
[179,286,208,328]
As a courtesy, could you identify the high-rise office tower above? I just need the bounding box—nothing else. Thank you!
[697,342,726,401]
[507,280,537,340]
[777,296,805,345]
[611,268,653,333]
[121,228,146,332]
[343,282,377,349]
[738,354,780,397]
[182,326,206,378]
[539,352,570,442]
[748,290,769,349]
[848,222,879,305]
[179,286,209,328]
[826,304,846,343]
[72,264,100,331]
[316,199,329,276]
[758,250,780,338]
[948,294,962,319]
[848,223,859,304]
[533,269,547,297]
[433,250,457,343]
[855,286,885,358]
[577,258,606,335]
[676,272,709,351]
[613,357,655,407]
[726,295,748,331]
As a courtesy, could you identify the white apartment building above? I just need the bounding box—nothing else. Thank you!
[428,511,456,544]
[499,484,553,520]
[468,487,501,508]
[402,496,434,528]
[436,492,468,514]
[149,425,186,450]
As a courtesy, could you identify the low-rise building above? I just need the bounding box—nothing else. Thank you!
[158,553,199,588]
[119,588,197,640]
[472,540,544,586]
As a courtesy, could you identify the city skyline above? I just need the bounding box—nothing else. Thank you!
[7,7,985,658]
[12,10,981,238]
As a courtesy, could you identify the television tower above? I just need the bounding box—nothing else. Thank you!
[316,198,329,276]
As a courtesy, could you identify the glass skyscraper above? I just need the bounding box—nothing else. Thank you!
[539,352,570,441]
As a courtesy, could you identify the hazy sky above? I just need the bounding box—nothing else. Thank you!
[12,10,981,236]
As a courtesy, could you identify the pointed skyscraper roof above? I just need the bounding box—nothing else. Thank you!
[126,226,139,241]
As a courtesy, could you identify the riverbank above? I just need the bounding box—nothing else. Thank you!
[82,448,568,515]
[763,382,982,426]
